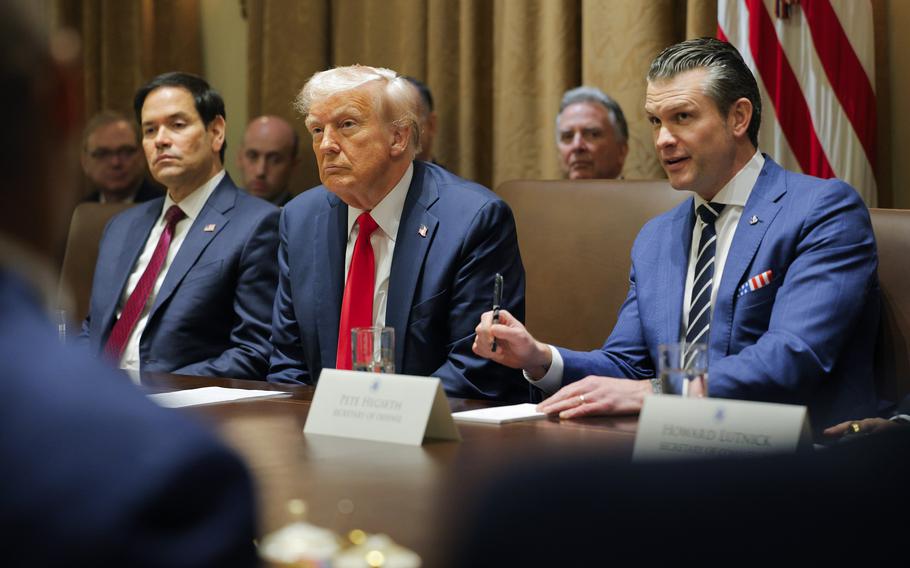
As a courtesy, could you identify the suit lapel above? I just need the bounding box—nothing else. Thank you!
[387,163,438,371]
[100,203,160,334]
[711,158,786,359]
[316,192,347,367]
[148,178,234,319]
[663,199,695,349]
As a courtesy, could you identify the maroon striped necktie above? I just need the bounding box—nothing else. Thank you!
[335,212,379,370]
[104,205,186,362]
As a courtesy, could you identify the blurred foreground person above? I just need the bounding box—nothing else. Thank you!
[0,4,257,566]
[451,428,910,567]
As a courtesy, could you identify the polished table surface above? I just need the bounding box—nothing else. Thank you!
[139,373,639,566]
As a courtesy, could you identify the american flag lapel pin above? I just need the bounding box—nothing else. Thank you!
[737,269,774,298]
[203,223,216,232]
[418,224,428,238]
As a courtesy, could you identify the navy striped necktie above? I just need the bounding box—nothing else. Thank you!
[684,202,725,365]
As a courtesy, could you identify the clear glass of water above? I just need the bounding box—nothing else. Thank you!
[655,342,708,397]
[55,309,67,345]
[351,326,395,373]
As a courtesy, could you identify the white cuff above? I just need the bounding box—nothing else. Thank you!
[523,344,564,395]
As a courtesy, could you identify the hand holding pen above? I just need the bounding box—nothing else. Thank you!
[491,273,503,352]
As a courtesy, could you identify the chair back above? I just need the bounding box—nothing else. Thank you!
[869,208,910,405]
[497,179,688,351]
[58,202,134,323]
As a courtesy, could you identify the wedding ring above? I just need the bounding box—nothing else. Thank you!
[579,394,586,404]
[848,422,862,435]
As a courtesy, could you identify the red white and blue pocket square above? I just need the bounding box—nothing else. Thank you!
[737,269,774,298]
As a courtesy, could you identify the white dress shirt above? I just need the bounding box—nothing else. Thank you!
[344,163,414,326]
[117,170,224,370]
[528,151,765,394]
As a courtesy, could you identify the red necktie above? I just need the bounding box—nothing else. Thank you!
[336,212,379,369]
[104,205,186,362]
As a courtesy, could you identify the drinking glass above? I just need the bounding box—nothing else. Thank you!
[351,326,395,373]
[655,342,708,397]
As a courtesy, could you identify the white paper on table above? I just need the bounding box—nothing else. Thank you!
[148,387,292,408]
[452,403,546,424]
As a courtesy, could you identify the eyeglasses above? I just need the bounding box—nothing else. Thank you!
[88,145,139,161]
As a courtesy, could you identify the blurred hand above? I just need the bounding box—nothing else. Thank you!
[536,375,651,419]
[823,417,902,438]
[472,309,551,377]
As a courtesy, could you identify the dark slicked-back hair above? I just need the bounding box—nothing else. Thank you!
[133,72,227,162]
[648,37,762,147]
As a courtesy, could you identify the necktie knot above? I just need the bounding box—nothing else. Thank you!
[357,212,379,238]
[697,202,725,225]
[164,205,186,227]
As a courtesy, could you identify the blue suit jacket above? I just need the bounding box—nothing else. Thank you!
[82,174,279,380]
[1,269,257,566]
[268,161,528,402]
[559,157,879,429]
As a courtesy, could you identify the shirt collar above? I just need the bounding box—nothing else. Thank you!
[347,162,414,241]
[694,150,764,210]
[162,169,225,222]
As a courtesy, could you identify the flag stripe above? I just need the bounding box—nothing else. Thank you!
[745,0,835,179]
[801,0,877,171]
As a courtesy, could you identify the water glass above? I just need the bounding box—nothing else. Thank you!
[655,342,708,397]
[351,326,395,373]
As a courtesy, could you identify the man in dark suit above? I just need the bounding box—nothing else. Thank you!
[0,4,256,565]
[474,38,878,430]
[81,72,279,380]
[237,115,301,206]
[80,110,164,204]
[268,65,526,401]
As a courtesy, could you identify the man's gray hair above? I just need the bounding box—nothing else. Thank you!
[647,37,762,147]
[294,65,421,156]
[557,86,629,144]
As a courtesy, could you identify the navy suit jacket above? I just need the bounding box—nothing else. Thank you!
[1,269,257,566]
[82,174,279,379]
[559,157,879,429]
[268,161,528,401]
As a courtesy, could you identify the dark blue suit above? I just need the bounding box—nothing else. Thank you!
[559,157,879,429]
[82,174,279,380]
[268,161,527,401]
[1,269,257,566]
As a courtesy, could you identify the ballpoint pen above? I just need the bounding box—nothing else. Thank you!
[491,273,503,352]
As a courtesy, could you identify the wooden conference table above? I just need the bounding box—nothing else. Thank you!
[140,373,639,566]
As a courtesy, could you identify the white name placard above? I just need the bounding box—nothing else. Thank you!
[303,369,461,446]
[633,395,810,461]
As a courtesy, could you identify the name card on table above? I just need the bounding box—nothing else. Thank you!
[304,369,461,446]
[633,395,810,461]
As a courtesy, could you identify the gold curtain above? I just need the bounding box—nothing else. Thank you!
[248,0,716,192]
[59,0,202,119]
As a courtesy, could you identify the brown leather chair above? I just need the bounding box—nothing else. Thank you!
[869,208,910,405]
[58,202,134,324]
[497,179,688,351]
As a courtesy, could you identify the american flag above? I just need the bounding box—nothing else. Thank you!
[718,0,877,205]
[737,269,774,297]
